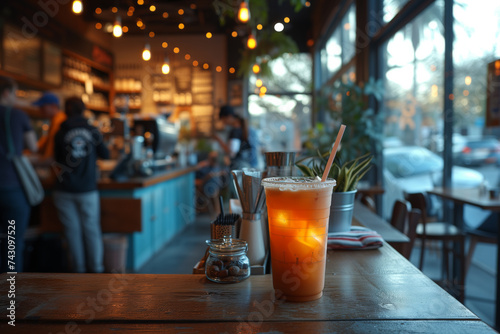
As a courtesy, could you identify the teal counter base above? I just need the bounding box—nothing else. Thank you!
[100,171,195,272]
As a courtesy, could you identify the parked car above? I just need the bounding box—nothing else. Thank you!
[456,137,500,166]
[383,146,484,219]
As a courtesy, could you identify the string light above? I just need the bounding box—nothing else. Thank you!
[229,67,236,74]
[162,57,170,74]
[238,1,250,23]
[231,31,238,38]
[185,54,191,60]
[95,8,102,14]
[256,79,263,87]
[142,43,151,61]
[163,12,169,18]
[206,32,212,39]
[122,26,128,33]
[162,42,168,48]
[173,47,180,53]
[252,64,260,73]
[178,9,184,15]
[111,7,118,13]
[247,33,257,49]
[257,24,263,30]
[193,60,199,66]
[216,66,222,72]
[178,23,185,30]
[203,63,209,70]
[113,17,122,38]
[95,23,102,29]
[72,0,82,14]
[274,22,284,32]
[150,5,156,12]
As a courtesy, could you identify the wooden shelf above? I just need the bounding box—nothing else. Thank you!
[63,73,111,91]
[116,89,142,94]
[0,69,58,91]
[87,105,110,112]
[63,49,112,73]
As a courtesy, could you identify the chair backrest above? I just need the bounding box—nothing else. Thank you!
[404,192,428,224]
[390,200,409,234]
[402,208,422,260]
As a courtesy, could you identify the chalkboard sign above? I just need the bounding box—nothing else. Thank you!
[43,41,62,86]
[3,24,41,80]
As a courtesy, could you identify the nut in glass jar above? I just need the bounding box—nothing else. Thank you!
[205,236,250,283]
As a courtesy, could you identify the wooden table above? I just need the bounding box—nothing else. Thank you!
[1,244,495,332]
[428,187,500,329]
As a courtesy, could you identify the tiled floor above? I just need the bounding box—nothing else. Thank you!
[138,214,497,329]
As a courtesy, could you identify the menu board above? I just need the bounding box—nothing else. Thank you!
[43,41,62,86]
[3,24,41,80]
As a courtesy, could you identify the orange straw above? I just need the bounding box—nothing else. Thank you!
[321,124,346,182]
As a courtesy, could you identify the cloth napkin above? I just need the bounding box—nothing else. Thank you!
[327,226,383,250]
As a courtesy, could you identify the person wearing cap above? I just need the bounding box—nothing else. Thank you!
[34,92,66,160]
[0,76,38,272]
[52,97,110,273]
[212,105,258,170]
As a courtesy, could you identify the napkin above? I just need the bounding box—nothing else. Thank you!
[327,226,383,250]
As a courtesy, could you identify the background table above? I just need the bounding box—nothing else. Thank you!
[1,242,495,333]
[429,187,500,329]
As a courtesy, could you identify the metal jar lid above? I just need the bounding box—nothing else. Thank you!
[206,236,248,254]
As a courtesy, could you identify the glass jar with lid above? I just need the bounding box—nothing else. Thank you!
[205,236,250,283]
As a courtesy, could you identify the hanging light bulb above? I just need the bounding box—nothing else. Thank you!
[142,43,151,61]
[162,57,170,74]
[247,33,257,49]
[72,0,83,14]
[113,17,122,37]
[238,1,250,23]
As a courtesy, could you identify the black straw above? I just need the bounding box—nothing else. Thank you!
[219,195,224,217]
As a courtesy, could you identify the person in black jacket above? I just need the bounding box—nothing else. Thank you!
[52,97,109,273]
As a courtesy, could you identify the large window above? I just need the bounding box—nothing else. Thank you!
[319,4,356,85]
[380,1,446,218]
[381,1,445,147]
[248,53,312,153]
[382,0,411,23]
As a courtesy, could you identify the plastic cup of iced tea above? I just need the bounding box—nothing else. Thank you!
[262,176,336,302]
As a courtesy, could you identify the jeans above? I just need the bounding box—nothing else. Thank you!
[53,190,104,273]
[0,187,30,273]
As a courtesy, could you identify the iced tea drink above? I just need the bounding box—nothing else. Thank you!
[262,177,335,302]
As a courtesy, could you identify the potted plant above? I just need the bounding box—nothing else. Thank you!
[296,151,373,232]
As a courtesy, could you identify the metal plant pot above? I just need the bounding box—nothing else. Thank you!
[329,190,357,233]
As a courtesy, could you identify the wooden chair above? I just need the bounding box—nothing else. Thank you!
[389,200,421,260]
[465,229,497,279]
[404,192,465,301]
[390,200,409,234]
[404,208,422,260]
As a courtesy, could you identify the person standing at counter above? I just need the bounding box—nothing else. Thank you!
[0,76,38,272]
[212,105,258,169]
[52,97,110,273]
[35,92,66,161]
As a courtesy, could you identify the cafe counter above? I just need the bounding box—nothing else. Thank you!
[39,165,198,271]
